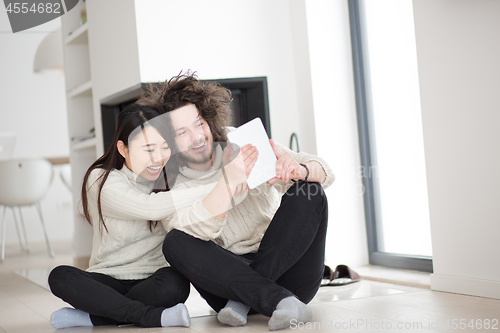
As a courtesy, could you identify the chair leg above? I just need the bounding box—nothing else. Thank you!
[12,207,23,250]
[12,207,29,252]
[1,206,7,262]
[35,202,54,257]
[17,207,30,252]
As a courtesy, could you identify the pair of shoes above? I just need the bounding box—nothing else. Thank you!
[321,264,361,286]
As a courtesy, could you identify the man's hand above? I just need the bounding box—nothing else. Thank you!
[268,139,306,184]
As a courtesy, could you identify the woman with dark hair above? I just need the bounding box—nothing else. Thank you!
[48,104,257,328]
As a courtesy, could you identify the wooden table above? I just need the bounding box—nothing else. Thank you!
[46,156,70,165]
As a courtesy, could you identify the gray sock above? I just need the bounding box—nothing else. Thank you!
[217,300,250,326]
[160,303,190,327]
[50,307,93,329]
[268,296,313,331]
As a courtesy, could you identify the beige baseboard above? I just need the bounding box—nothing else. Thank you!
[431,273,500,300]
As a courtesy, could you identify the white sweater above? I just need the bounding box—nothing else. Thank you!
[85,166,217,280]
[168,141,335,255]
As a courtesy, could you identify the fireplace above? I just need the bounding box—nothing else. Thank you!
[100,77,270,152]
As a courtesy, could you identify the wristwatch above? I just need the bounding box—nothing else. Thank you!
[293,163,309,182]
[300,163,309,182]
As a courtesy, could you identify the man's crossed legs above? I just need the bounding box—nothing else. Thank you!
[163,181,328,330]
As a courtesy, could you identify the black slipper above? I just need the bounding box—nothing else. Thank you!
[321,264,361,286]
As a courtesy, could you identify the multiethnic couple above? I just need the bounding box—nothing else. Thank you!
[49,72,334,331]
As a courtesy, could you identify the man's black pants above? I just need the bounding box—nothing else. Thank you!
[163,181,328,317]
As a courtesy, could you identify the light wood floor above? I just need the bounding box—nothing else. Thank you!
[1,241,499,332]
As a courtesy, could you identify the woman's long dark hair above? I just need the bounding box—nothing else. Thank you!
[81,104,176,233]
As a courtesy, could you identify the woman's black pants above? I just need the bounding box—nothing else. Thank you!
[163,181,328,317]
[48,265,190,327]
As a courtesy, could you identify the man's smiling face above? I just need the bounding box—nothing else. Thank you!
[169,103,214,171]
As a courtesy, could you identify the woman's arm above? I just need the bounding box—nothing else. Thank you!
[86,169,217,221]
[201,143,257,218]
[162,199,226,240]
[162,144,257,240]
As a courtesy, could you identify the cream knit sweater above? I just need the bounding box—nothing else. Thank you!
[168,141,335,255]
[85,166,217,280]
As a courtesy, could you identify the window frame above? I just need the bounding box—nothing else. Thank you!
[347,0,433,273]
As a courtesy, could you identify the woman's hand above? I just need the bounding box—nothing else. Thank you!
[222,143,258,196]
[268,139,306,184]
[202,144,258,219]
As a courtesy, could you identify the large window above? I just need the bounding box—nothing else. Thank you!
[348,0,432,272]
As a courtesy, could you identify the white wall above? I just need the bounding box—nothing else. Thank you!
[0,11,73,247]
[413,0,500,299]
[305,0,369,267]
[134,0,303,150]
[289,0,317,156]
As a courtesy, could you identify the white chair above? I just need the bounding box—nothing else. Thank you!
[0,158,55,262]
[59,163,72,192]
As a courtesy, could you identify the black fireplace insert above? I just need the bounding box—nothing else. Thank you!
[100,77,270,152]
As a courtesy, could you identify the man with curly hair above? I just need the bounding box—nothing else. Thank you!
[138,72,335,331]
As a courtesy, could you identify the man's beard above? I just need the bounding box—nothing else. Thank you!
[179,140,213,165]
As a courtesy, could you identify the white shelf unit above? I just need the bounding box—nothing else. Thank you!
[65,22,88,45]
[60,0,146,267]
[61,0,96,268]
[72,137,97,151]
[68,79,92,98]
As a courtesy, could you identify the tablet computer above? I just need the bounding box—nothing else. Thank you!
[227,118,277,189]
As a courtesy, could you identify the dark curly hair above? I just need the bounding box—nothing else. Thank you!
[138,71,232,143]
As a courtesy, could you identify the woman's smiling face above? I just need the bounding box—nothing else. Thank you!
[120,125,171,181]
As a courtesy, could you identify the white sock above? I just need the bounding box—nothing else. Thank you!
[50,307,93,329]
[217,300,250,326]
[160,303,190,327]
[268,296,313,331]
